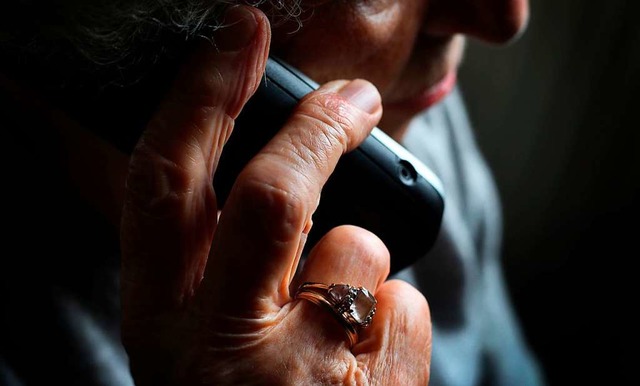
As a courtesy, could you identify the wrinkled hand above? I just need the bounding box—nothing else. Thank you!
[120,6,431,385]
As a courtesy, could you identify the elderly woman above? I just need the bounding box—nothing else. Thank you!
[0,0,543,385]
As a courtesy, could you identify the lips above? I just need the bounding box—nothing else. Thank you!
[385,70,458,112]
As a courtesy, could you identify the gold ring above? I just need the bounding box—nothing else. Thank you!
[294,282,377,347]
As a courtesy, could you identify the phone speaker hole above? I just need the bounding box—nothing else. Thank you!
[398,160,418,185]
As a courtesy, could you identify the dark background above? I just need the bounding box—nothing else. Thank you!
[459,0,639,384]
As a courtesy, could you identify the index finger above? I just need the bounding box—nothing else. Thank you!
[120,5,270,319]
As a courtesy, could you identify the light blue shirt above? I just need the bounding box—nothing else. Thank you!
[394,87,545,386]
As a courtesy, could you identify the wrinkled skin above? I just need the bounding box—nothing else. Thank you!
[270,0,529,137]
[120,7,430,385]
[120,0,529,383]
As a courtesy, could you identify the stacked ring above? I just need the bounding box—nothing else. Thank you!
[295,282,377,347]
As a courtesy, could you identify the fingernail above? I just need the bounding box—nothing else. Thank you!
[214,6,258,52]
[338,79,381,114]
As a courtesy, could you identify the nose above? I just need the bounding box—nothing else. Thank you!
[424,0,530,44]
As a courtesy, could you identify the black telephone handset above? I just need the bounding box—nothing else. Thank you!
[214,57,445,274]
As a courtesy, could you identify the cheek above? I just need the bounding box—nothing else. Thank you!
[271,2,425,93]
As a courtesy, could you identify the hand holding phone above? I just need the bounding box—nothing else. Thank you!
[214,57,445,273]
[67,50,444,274]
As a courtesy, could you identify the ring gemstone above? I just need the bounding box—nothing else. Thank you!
[295,282,378,346]
[329,284,377,327]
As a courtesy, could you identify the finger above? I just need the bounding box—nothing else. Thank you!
[293,225,390,294]
[355,280,432,385]
[202,79,383,315]
[120,5,270,319]
[286,225,390,348]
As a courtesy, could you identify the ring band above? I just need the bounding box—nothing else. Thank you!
[295,282,377,347]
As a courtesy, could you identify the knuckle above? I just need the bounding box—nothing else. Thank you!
[125,139,197,218]
[156,97,229,140]
[297,91,362,152]
[279,129,332,179]
[232,168,309,242]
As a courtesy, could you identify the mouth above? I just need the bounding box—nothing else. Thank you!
[384,70,458,112]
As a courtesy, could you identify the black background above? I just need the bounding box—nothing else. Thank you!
[460,0,639,384]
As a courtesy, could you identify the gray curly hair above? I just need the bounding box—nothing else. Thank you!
[0,0,304,87]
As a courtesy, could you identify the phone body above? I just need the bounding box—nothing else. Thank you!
[214,57,445,273]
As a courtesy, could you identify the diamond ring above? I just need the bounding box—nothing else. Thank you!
[294,282,377,347]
